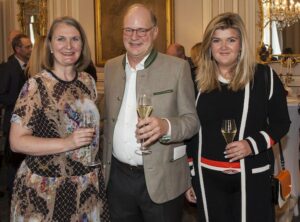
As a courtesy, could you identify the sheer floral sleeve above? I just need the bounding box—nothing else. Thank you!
[11,77,41,131]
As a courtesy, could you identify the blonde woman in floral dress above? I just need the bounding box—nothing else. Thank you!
[9,16,110,222]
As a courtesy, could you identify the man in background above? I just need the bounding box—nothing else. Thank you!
[6,30,22,61]
[0,33,32,198]
[104,4,199,222]
[166,43,197,92]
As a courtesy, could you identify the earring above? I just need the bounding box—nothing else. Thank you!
[237,51,241,61]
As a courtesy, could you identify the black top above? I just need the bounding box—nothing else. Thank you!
[198,80,244,161]
[187,63,291,174]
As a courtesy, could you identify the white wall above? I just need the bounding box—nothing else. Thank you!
[174,0,258,57]
[174,0,203,56]
[48,0,95,61]
[0,0,19,62]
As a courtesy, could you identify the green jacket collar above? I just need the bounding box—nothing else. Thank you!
[122,49,158,70]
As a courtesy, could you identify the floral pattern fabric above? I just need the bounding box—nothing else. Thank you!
[10,70,110,222]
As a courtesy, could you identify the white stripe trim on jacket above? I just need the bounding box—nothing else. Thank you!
[269,68,274,100]
[239,82,250,222]
[260,131,271,148]
[246,136,259,154]
[196,91,210,222]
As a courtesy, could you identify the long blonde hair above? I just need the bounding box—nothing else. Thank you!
[25,36,46,77]
[196,12,256,92]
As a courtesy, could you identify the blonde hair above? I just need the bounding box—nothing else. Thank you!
[196,12,255,92]
[190,42,202,66]
[43,16,91,71]
[25,36,46,77]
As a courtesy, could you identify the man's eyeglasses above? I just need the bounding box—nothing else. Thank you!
[123,26,154,37]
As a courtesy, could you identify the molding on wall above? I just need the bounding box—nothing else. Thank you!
[233,0,239,12]
[1,0,19,62]
[202,0,212,35]
[96,72,104,94]
[245,0,256,58]
[218,0,225,12]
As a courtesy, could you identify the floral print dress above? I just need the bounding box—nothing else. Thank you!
[10,70,110,222]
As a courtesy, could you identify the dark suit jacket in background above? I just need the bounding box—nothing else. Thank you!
[0,55,27,133]
[0,55,27,167]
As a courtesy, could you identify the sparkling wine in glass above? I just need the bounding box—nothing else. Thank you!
[81,112,101,166]
[221,119,237,144]
[136,94,153,155]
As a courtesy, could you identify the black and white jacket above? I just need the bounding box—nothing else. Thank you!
[186,64,291,222]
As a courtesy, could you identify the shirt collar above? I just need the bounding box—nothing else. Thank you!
[218,74,230,84]
[125,53,150,72]
[14,55,26,69]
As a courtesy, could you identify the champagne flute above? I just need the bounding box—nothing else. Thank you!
[221,119,237,174]
[81,112,101,166]
[221,119,237,144]
[136,94,153,155]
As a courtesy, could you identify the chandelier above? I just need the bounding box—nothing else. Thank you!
[266,0,300,30]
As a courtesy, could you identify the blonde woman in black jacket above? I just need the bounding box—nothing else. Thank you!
[185,12,290,222]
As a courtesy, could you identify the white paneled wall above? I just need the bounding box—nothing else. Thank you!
[174,0,257,56]
[0,0,19,62]
[48,0,95,61]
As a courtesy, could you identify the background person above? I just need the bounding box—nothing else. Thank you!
[190,42,202,68]
[166,43,197,90]
[166,43,186,59]
[25,35,46,77]
[185,12,290,222]
[0,33,32,198]
[6,30,22,61]
[104,4,199,222]
[9,16,110,221]
[84,60,98,81]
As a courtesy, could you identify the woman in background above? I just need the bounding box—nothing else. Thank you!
[10,16,110,221]
[25,35,46,77]
[190,42,202,68]
[185,12,290,222]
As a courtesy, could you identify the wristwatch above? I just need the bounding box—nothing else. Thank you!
[159,135,171,143]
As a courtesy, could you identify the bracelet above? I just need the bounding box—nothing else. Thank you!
[159,135,171,143]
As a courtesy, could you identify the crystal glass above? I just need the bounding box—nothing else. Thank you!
[81,112,101,166]
[221,119,237,144]
[135,94,153,155]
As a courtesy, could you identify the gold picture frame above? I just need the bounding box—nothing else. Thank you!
[17,0,48,38]
[94,0,174,66]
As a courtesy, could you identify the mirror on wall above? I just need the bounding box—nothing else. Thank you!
[257,0,300,64]
[17,0,47,43]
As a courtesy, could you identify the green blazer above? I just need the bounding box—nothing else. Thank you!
[103,50,200,204]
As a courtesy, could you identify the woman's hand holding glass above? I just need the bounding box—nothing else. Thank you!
[222,119,252,161]
[65,127,95,150]
[80,112,101,166]
[225,140,253,162]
